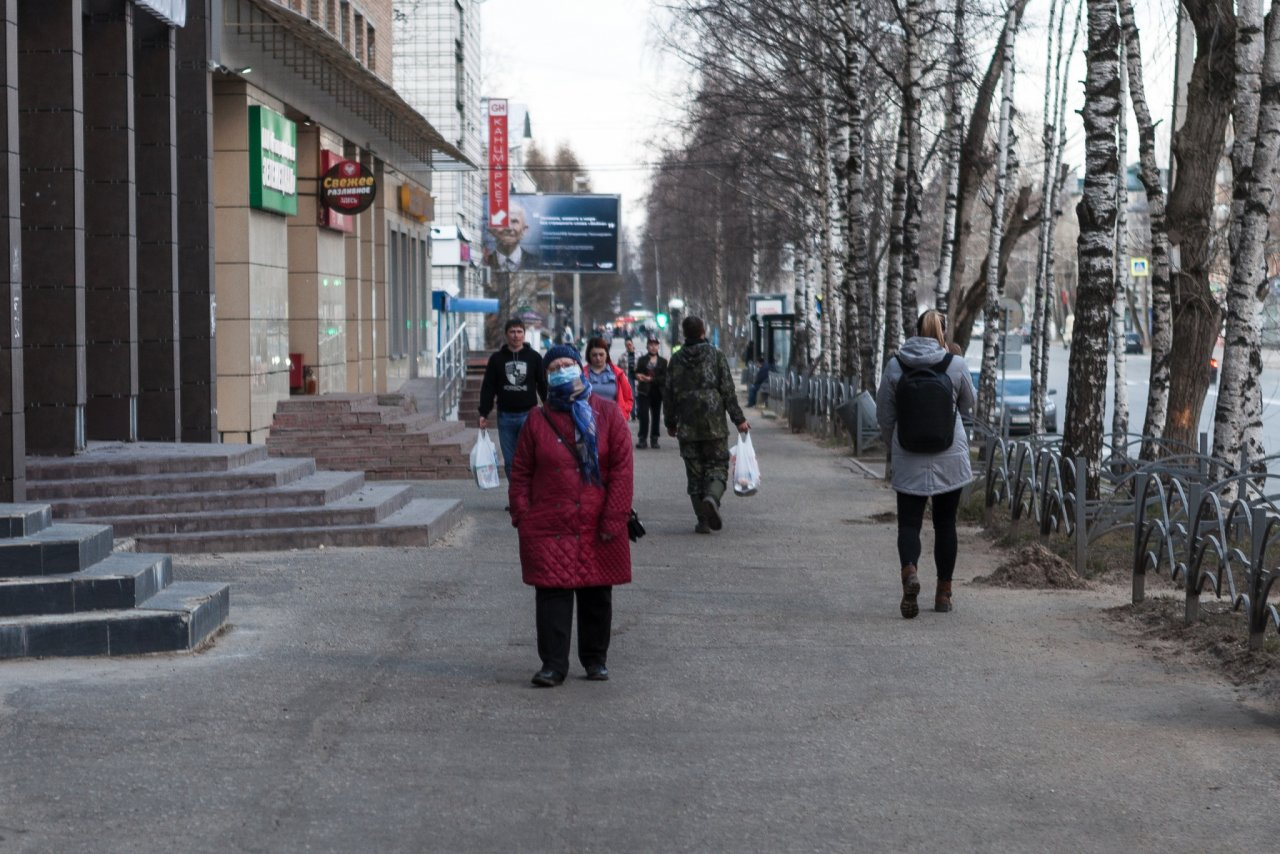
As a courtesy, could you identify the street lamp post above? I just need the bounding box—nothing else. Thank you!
[652,239,662,321]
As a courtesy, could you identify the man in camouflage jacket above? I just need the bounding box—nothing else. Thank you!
[665,315,750,534]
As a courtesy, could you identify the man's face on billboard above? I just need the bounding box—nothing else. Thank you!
[493,207,528,255]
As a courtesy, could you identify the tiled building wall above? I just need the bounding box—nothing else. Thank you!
[288,126,348,396]
[211,81,291,444]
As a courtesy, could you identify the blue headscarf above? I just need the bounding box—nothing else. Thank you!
[543,345,601,486]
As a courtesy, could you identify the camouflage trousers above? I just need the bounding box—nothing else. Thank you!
[678,438,730,514]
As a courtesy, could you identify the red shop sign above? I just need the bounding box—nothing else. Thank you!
[320,158,377,215]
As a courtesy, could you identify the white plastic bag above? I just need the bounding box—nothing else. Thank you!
[470,429,500,490]
[731,432,760,496]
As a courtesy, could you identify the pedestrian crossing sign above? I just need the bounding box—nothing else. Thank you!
[1130,257,1149,277]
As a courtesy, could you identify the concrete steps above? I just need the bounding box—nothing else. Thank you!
[458,358,488,428]
[0,502,228,659]
[133,498,463,553]
[267,393,476,480]
[25,441,463,554]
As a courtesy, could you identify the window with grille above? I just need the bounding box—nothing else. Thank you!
[354,13,364,63]
[367,25,376,71]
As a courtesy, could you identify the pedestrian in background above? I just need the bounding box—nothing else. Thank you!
[875,308,974,617]
[509,344,634,686]
[478,318,547,481]
[585,336,634,421]
[665,315,749,534]
[634,337,667,449]
[623,338,639,421]
[747,357,769,407]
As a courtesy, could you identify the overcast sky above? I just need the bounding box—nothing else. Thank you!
[478,0,1181,238]
[480,0,686,235]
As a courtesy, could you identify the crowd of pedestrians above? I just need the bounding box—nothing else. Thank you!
[479,308,973,687]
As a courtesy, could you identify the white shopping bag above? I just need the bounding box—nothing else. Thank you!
[731,432,760,496]
[470,429,500,490]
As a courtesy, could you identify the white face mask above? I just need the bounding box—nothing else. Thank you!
[548,366,581,387]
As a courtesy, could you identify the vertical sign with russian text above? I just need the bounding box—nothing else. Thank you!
[488,99,509,228]
[248,106,298,216]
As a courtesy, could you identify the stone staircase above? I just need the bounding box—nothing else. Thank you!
[266,393,476,480]
[0,502,228,658]
[25,442,463,554]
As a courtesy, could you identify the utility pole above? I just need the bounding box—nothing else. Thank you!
[572,174,588,338]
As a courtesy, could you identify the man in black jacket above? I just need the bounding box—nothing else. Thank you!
[634,337,668,449]
[478,318,547,479]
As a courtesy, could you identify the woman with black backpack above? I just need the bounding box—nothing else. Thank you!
[875,309,975,618]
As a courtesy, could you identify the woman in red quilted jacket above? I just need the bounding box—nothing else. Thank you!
[509,343,634,687]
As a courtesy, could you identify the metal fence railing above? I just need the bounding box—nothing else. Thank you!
[770,366,1280,652]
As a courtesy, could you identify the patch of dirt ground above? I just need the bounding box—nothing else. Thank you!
[1105,596,1280,704]
[972,542,1092,590]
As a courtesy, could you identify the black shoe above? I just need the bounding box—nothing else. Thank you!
[694,521,711,534]
[701,497,722,531]
[650,439,660,449]
[585,664,609,681]
[531,669,565,687]
[636,440,648,449]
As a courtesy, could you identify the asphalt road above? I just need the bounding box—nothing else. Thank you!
[0,405,1275,852]
[966,340,1280,459]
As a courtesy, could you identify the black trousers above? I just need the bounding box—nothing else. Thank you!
[535,585,612,675]
[896,488,963,582]
[636,393,662,441]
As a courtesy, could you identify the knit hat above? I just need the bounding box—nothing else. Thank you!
[543,344,582,373]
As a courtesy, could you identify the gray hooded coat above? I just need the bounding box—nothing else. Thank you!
[875,337,975,496]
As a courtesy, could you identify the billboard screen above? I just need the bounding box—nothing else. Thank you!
[484,193,620,275]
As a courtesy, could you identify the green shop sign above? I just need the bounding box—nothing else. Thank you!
[248,106,297,215]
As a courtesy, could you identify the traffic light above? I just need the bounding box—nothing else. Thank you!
[656,312,669,329]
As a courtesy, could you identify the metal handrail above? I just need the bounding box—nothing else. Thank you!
[434,325,470,421]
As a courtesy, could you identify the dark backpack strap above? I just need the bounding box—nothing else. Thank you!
[934,353,954,373]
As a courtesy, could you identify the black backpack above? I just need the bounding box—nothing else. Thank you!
[894,354,956,453]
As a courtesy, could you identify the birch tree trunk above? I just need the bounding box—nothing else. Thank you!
[1066,0,1122,499]
[900,0,925,339]
[946,0,1032,349]
[977,14,1018,430]
[1031,0,1063,434]
[1035,0,1085,431]
[1119,0,1174,458]
[835,1,874,387]
[817,117,835,372]
[935,0,966,316]
[881,113,909,367]
[1111,55,1130,442]
[1213,0,1277,469]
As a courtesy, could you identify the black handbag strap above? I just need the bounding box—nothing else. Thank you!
[539,407,583,466]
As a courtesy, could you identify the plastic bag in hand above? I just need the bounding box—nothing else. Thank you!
[470,429,500,490]
[731,433,760,496]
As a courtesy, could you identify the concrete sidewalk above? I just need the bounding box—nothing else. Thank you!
[0,410,1274,852]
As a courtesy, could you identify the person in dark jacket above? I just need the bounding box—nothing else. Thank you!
[664,316,749,534]
[747,357,769,407]
[875,309,974,617]
[634,337,668,449]
[622,338,639,421]
[479,318,548,480]
[510,344,634,687]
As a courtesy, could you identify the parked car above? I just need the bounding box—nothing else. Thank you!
[970,371,1058,434]
[1124,330,1143,354]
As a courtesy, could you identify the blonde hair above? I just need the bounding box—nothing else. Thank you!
[916,310,947,347]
